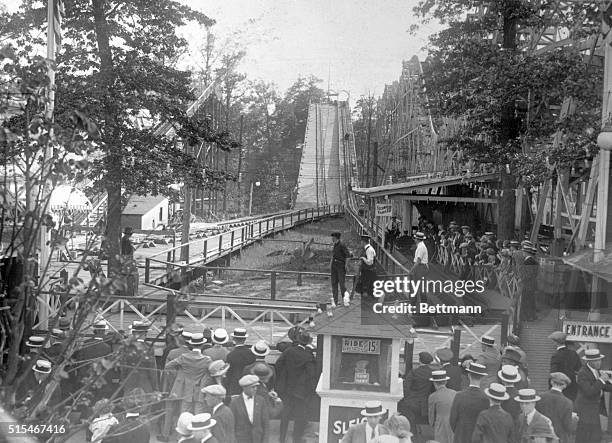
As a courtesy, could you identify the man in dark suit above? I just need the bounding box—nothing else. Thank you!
[45,328,66,364]
[202,384,235,443]
[548,331,581,400]
[226,328,256,396]
[575,348,612,443]
[536,372,576,443]
[497,364,522,419]
[435,348,463,391]
[472,383,515,443]
[276,329,317,443]
[399,351,436,430]
[515,388,556,443]
[242,341,275,385]
[449,362,490,443]
[73,320,115,399]
[121,321,159,395]
[230,375,270,443]
[477,335,501,391]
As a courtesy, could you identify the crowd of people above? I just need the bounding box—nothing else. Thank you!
[395,330,610,443]
[16,322,320,443]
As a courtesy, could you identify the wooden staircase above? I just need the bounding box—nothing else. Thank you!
[519,308,560,392]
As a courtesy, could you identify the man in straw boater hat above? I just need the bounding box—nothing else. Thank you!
[472,383,515,443]
[165,332,212,414]
[499,347,529,389]
[16,359,61,407]
[276,329,317,443]
[575,348,612,443]
[204,328,230,362]
[226,327,255,396]
[449,362,490,443]
[230,374,270,443]
[497,364,522,420]
[330,231,351,308]
[428,369,456,443]
[515,388,556,443]
[548,330,581,400]
[201,384,235,443]
[243,340,275,386]
[435,348,463,391]
[476,335,501,389]
[121,320,159,396]
[536,372,576,443]
[340,400,389,442]
[174,412,194,443]
[182,413,218,443]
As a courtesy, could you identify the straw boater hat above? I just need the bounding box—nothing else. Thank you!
[201,384,227,397]
[583,348,605,361]
[231,328,248,339]
[429,370,450,382]
[208,360,230,377]
[189,333,206,346]
[361,401,386,417]
[414,232,426,241]
[33,359,52,374]
[548,331,567,344]
[239,374,260,388]
[514,388,541,403]
[498,365,522,383]
[251,340,270,357]
[175,412,194,436]
[212,328,229,345]
[50,328,66,340]
[509,240,521,247]
[466,362,488,377]
[485,383,510,401]
[58,317,72,330]
[187,413,216,432]
[181,330,193,340]
[130,321,150,333]
[26,336,45,348]
[93,320,109,331]
[523,245,537,254]
[484,231,495,236]
[480,335,495,347]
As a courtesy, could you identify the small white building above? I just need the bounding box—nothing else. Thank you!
[122,195,169,230]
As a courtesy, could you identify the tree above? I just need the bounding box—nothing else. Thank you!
[414,0,602,238]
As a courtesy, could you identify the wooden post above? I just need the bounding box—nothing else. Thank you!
[530,179,551,244]
[203,240,208,261]
[450,328,461,366]
[270,272,277,300]
[297,273,302,286]
[145,258,150,284]
[500,314,509,347]
[218,234,223,255]
[404,339,414,374]
[231,230,235,250]
[576,158,599,249]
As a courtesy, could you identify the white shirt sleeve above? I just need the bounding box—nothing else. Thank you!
[364,246,376,266]
[414,243,428,264]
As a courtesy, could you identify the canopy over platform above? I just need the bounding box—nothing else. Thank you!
[49,185,92,212]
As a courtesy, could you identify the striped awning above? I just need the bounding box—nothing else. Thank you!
[49,185,92,211]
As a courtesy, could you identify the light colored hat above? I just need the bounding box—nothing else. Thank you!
[251,340,270,357]
[50,328,66,340]
[239,374,260,388]
[549,372,571,386]
[583,348,605,361]
[93,320,109,331]
[485,383,510,401]
[360,401,386,417]
[130,321,150,333]
[181,331,193,340]
[201,384,226,397]
[498,365,521,383]
[480,335,495,346]
[514,388,541,403]
[231,328,248,339]
[429,370,450,382]
[208,360,230,377]
[212,328,229,344]
[466,362,488,376]
[33,359,52,374]
[548,331,567,343]
[187,413,216,431]
[414,232,426,240]
[189,333,206,346]
[175,412,194,436]
[26,336,45,348]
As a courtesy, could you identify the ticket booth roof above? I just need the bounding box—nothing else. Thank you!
[308,301,417,340]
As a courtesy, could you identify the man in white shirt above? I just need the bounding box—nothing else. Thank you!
[202,384,235,443]
[515,389,556,442]
[410,232,430,311]
[357,235,377,298]
[341,401,389,443]
[230,374,270,443]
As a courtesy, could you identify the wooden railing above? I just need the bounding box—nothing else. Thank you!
[144,205,344,285]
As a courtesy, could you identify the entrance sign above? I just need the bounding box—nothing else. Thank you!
[375,203,392,217]
[341,337,381,355]
[563,320,612,343]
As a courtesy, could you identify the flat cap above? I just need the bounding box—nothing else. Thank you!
[550,372,571,386]
[548,331,567,343]
[239,374,260,387]
[436,348,453,363]
[201,384,227,397]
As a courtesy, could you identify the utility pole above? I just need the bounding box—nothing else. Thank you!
[180,141,191,264]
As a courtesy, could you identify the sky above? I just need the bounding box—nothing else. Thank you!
[181,0,440,98]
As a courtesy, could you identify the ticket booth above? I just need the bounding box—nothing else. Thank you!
[309,302,416,443]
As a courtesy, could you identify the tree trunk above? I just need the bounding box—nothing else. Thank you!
[92,0,121,275]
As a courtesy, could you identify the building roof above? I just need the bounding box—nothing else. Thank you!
[122,195,167,216]
[352,172,498,198]
[308,296,417,340]
[562,242,612,283]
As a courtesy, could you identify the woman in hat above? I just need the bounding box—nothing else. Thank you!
[373,414,412,442]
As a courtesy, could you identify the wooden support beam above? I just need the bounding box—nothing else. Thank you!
[553,179,563,239]
[530,179,551,244]
[558,172,578,234]
[395,195,498,204]
[576,156,599,249]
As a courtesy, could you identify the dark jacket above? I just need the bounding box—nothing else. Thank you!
[449,386,489,443]
[516,410,556,443]
[441,362,464,391]
[211,403,235,443]
[536,389,575,443]
[472,404,515,443]
[500,385,521,420]
[275,344,317,400]
[226,345,256,396]
[402,364,434,418]
[102,417,150,443]
[575,364,612,423]
[230,394,270,443]
[550,346,581,400]
[121,345,159,395]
